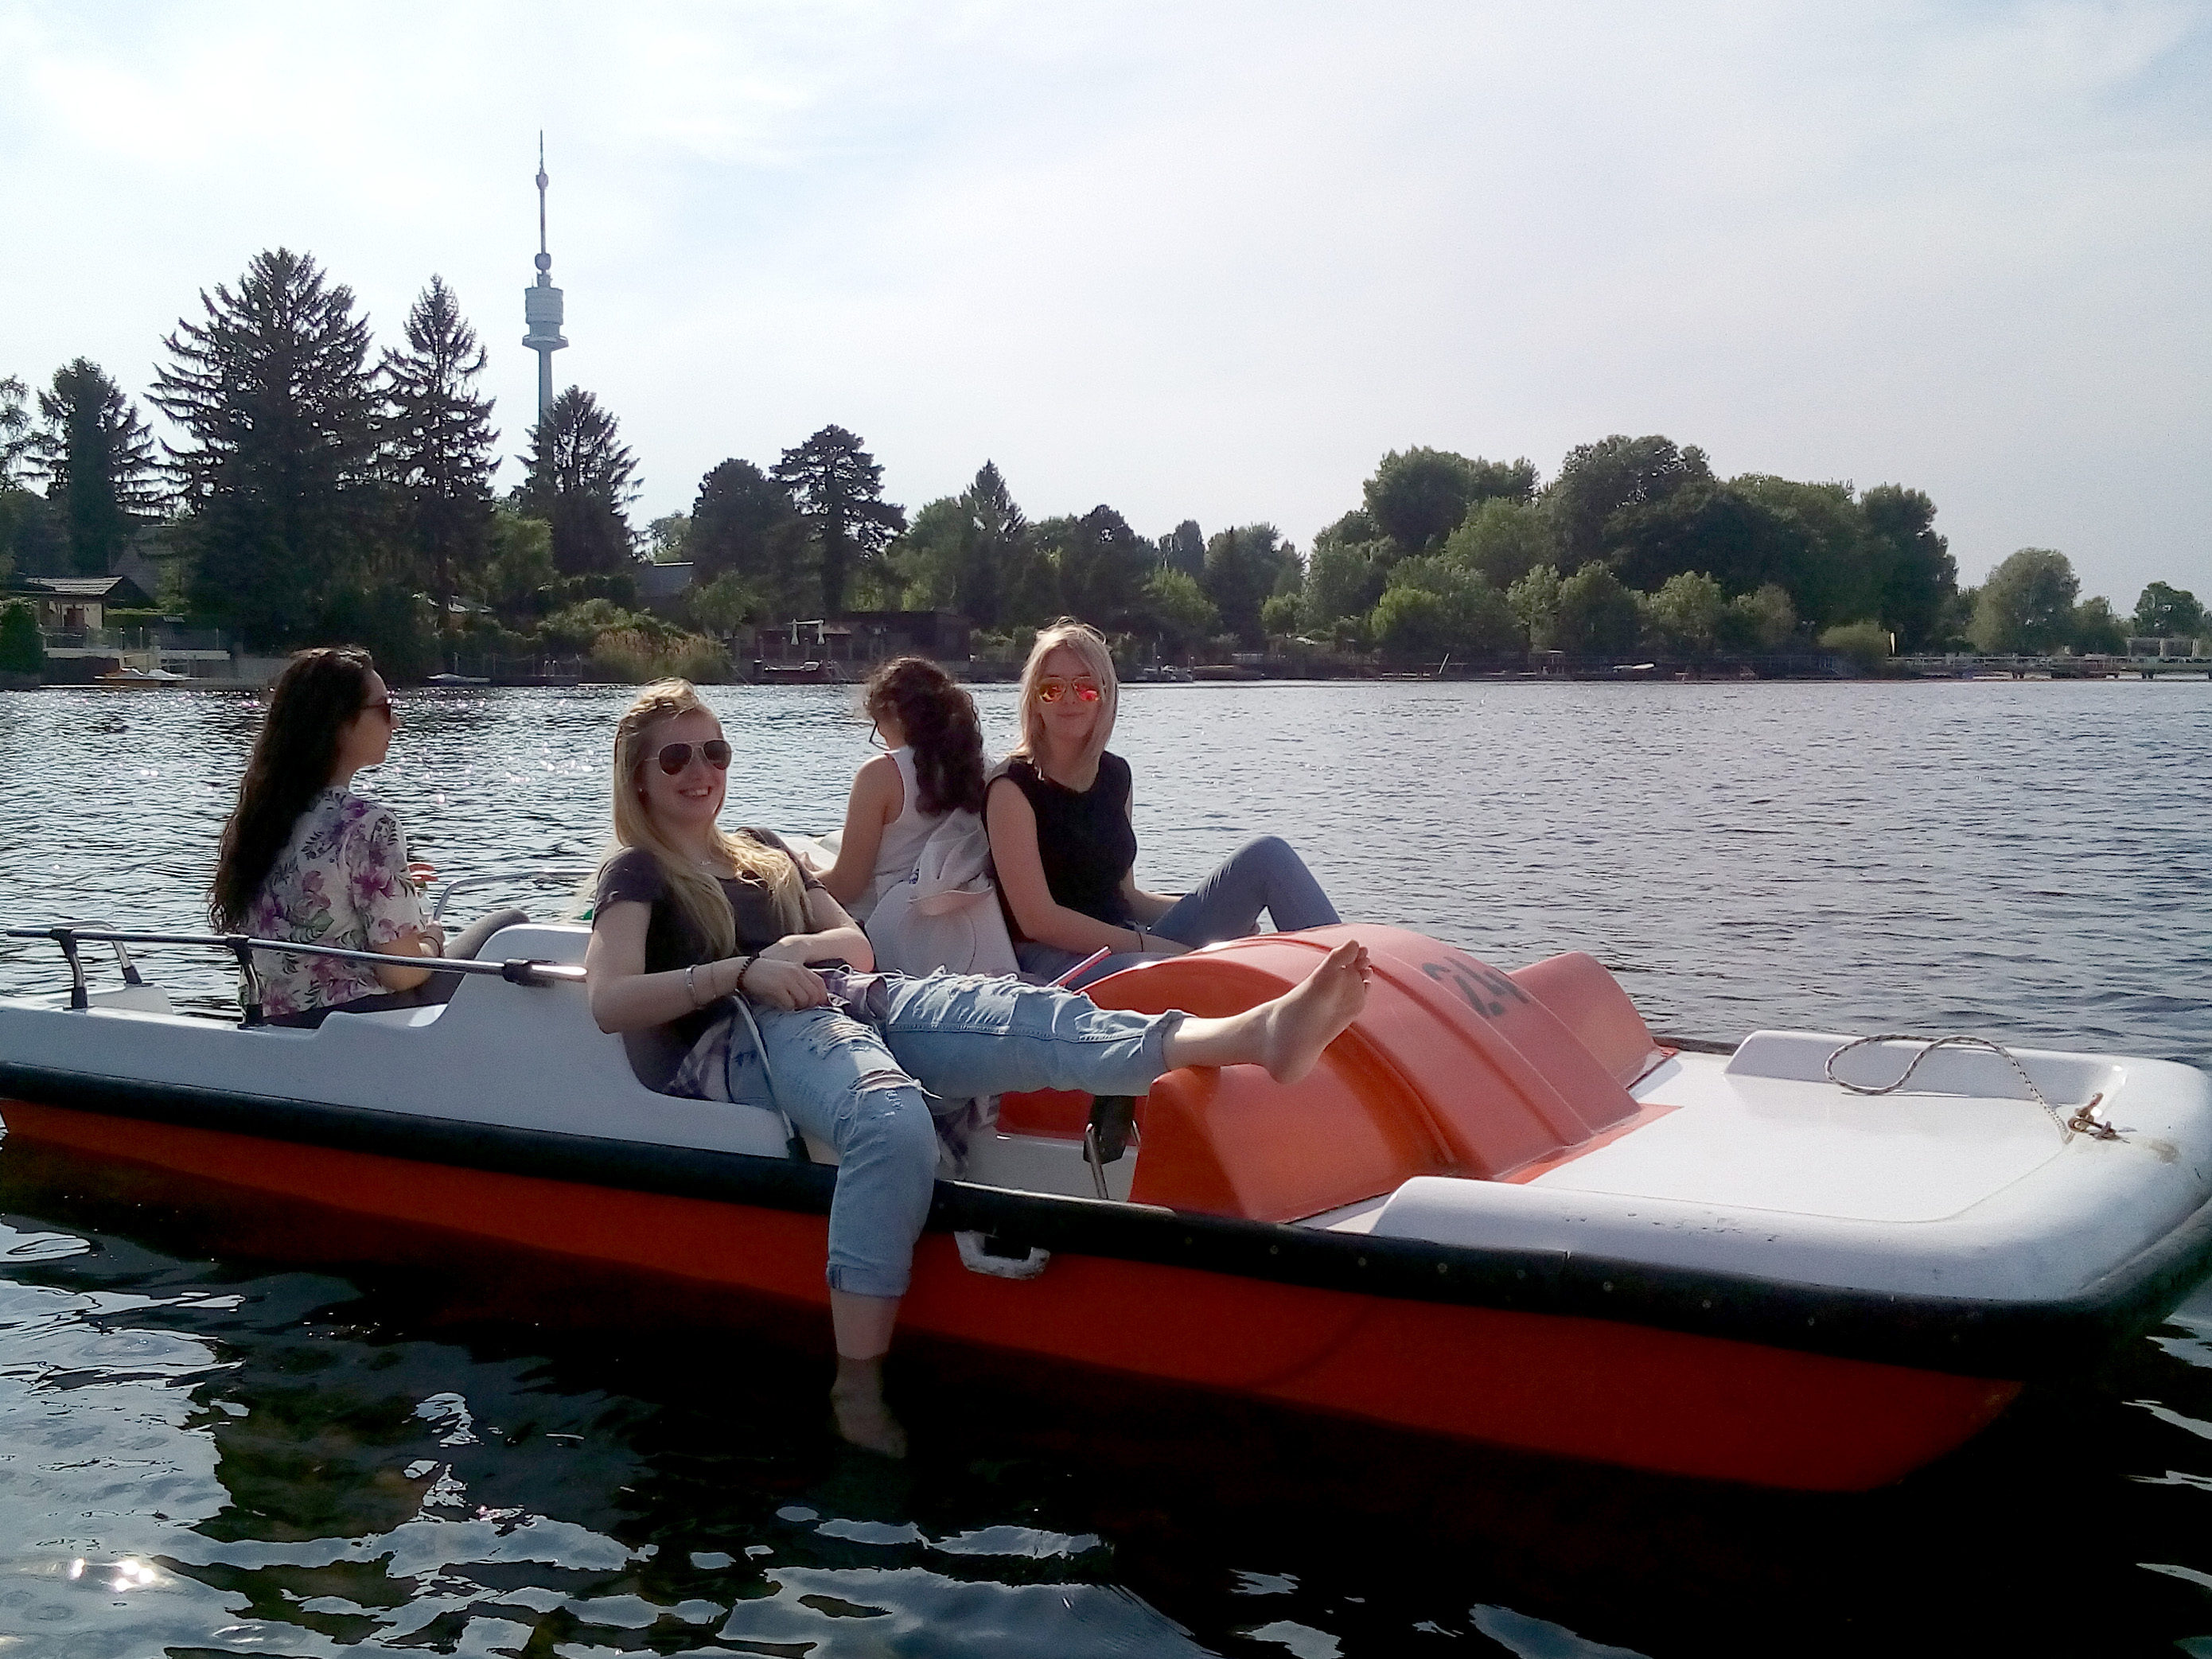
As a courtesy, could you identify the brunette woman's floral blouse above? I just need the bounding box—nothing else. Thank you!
[243,787,426,1017]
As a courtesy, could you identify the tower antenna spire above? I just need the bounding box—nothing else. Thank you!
[522,132,567,423]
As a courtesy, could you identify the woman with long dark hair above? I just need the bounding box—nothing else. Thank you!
[814,656,987,924]
[211,647,520,1025]
[584,679,1372,1457]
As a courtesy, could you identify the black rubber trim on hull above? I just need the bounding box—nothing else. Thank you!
[2,1061,2207,1383]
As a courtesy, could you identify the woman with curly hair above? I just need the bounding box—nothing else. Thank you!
[814,656,987,924]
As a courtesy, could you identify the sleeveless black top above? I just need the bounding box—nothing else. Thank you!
[993,753,1137,940]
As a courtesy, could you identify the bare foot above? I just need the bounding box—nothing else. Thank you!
[830,1357,909,1458]
[1257,940,1370,1085]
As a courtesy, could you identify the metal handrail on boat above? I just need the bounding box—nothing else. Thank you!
[431,867,596,921]
[4,924,587,1027]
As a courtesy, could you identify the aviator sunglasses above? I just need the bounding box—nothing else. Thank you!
[1035,678,1101,704]
[655,739,732,773]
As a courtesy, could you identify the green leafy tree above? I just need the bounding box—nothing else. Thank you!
[1969,548,2078,653]
[1860,485,1956,651]
[2132,582,2204,640]
[1443,497,1556,589]
[1141,567,1219,654]
[955,462,1031,625]
[151,247,380,648]
[772,425,905,617]
[688,458,813,621]
[1302,512,1393,631]
[1201,524,1297,647]
[1553,562,1643,656]
[1363,448,1536,553]
[1373,557,1517,662]
[0,377,29,583]
[315,584,437,681]
[0,601,41,672]
[1047,504,1154,632]
[687,569,762,637]
[1648,571,1727,656]
[1544,434,1711,570]
[0,376,32,486]
[885,496,967,612]
[380,276,498,620]
[1606,482,1811,606]
[482,506,556,616]
[1719,582,1799,652]
[0,487,63,581]
[1158,519,1205,579]
[28,359,158,577]
[520,387,639,576]
[1260,590,1304,637]
[1818,620,1891,672]
[1730,476,1883,629]
[884,463,1034,625]
[2070,596,2128,654]
[645,513,691,562]
[1507,564,1564,651]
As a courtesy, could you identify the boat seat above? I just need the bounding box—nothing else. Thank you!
[471,919,689,1095]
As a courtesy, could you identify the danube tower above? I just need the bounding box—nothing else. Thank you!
[521,134,567,422]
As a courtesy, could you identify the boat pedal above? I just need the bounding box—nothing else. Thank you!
[956,1231,1050,1280]
[1082,1096,1139,1199]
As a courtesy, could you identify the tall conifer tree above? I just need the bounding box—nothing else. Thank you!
[772,426,905,617]
[381,277,498,618]
[520,387,639,575]
[151,248,378,646]
[31,359,159,576]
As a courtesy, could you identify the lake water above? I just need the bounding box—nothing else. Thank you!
[0,679,2208,1657]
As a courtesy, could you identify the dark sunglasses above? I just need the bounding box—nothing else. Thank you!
[656,739,731,774]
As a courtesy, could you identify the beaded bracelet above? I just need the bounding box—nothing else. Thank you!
[734,952,761,996]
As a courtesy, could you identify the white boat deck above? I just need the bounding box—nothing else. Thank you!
[1354,1033,2212,1303]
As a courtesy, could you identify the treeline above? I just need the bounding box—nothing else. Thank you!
[679,434,2195,665]
[0,247,721,680]
[2,244,2199,680]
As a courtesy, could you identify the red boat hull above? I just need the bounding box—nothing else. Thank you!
[0,1097,2019,1490]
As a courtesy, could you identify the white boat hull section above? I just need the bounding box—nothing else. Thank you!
[1373,1034,2212,1303]
[0,925,794,1159]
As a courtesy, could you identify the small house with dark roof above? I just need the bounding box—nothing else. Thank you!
[3,574,157,633]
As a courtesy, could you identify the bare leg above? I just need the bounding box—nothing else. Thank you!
[1161,939,1370,1085]
[828,1290,908,1458]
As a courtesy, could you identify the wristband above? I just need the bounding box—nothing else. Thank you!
[685,963,699,1007]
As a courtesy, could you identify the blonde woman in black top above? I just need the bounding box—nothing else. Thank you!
[986,619,1340,987]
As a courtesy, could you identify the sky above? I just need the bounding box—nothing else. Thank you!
[2,0,2207,605]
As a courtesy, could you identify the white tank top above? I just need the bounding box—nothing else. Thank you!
[854,747,944,923]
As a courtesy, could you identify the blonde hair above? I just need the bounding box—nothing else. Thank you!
[1007,618,1118,780]
[607,680,805,958]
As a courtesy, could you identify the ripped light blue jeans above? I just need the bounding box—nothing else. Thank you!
[723,972,1183,1299]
